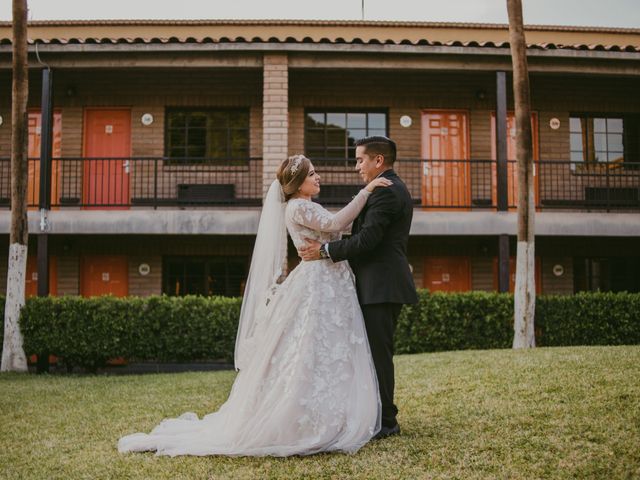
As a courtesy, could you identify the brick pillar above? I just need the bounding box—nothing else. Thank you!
[262,54,289,194]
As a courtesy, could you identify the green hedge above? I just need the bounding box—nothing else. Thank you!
[0,295,4,349]
[395,290,640,354]
[536,291,640,347]
[2,295,240,371]
[1,291,639,372]
[395,291,514,354]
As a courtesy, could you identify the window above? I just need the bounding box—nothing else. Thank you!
[165,109,249,163]
[574,257,640,293]
[305,110,387,165]
[164,257,248,297]
[570,115,640,168]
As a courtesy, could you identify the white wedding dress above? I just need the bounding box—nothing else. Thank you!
[118,188,381,457]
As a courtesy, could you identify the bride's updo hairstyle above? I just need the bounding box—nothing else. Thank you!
[276,154,311,201]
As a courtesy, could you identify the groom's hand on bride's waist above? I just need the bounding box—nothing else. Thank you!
[299,238,323,261]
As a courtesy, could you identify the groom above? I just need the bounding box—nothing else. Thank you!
[299,135,418,438]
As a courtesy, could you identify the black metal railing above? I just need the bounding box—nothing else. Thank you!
[312,158,640,212]
[314,158,493,209]
[0,156,263,208]
[536,160,640,211]
[1,156,638,211]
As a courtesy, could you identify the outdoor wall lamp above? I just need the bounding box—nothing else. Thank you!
[475,89,487,100]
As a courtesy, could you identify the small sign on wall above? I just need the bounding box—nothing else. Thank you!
[105,125,113,134]
[141,113,154,126]
[138,263,151,276]
[399,115,412,128]
[102,272,110,282]
[553,264,564,277]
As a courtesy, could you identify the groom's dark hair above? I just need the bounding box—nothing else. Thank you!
[355,136,397,166]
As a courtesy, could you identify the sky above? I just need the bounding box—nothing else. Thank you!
[0,0,639,28]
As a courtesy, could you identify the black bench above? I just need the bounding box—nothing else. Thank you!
[585,187,640,207]
[315,184,362,206]
[177,184,236,204]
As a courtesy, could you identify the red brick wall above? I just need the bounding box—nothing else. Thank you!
[287,71,640,202]
[0,70,264,204]
[56,255,80,295]
[45,235,256,297]
[2,69,638,205]
[128,255,162,297]
[541,257,574,295]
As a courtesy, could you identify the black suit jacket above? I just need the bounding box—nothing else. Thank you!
[328,169,418,306]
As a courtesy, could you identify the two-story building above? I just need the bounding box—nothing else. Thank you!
[0,19,639,298]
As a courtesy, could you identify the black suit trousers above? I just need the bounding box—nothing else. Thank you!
[361,302,402,429]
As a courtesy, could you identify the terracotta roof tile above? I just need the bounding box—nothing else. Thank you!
[0,19,636,33]
[0,19,637,52]
[13,36,638,53]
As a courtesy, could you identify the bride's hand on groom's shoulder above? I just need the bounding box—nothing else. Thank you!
[298,238,322,261]
[365,177,392,193]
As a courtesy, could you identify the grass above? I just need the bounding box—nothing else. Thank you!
[1,346,639,480]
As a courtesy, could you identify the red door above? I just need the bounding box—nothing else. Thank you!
[421,111,470,210]
[490,112,540,209]
[28,110,62,208]
[424,257,471,292]
[83,109,131,209]
[80,255,129,297]
[25,255,58,297]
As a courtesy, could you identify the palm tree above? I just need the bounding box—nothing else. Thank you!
[507,0,536,348]
[2,0,30,372]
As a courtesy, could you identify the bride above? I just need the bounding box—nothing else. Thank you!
[118,155,391,457]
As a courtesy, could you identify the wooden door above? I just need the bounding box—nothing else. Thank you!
[490,112,539,209]
[492,256,542,293]
[83,109,131,209]
[25,255,58,297]
[80,255,129,297]
[424,256,471,292]
[421,111,470,210]
[28,110,62,208]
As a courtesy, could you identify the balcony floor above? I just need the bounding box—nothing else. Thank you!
[0,209,638,237]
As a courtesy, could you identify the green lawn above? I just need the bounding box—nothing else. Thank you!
[1,346,638,480]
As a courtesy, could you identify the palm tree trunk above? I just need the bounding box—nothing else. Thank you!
[507,0,536,348]
[2,0,29,372]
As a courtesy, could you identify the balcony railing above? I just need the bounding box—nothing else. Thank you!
[0,156,263,208]
[0,157,638,211]
[536,160,640,211]
[313,158,640,212]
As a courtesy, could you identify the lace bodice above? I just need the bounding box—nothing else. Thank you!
[285,189,371,248]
